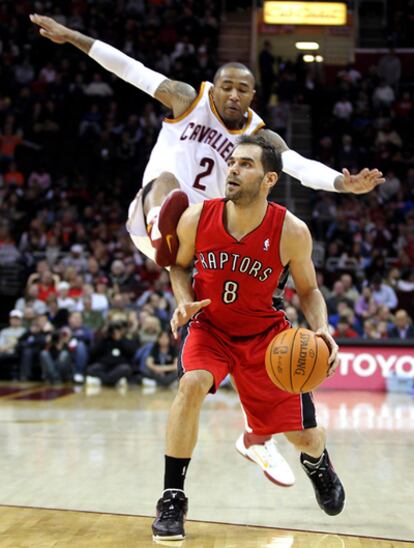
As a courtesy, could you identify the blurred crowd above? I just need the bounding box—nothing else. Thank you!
[0,2,413,387]
[0,0,219,386]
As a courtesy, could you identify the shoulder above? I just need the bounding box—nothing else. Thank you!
[178,203,204,228]
[256,128,289,153]
[177,202,204,240]
[280,210,312,265]
[282,210,311,240]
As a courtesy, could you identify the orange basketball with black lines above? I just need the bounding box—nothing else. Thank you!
[265,328,330,394]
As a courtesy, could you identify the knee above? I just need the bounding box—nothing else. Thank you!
[177,372,212,406]
[286,427,325,452]
[157,172,179,186]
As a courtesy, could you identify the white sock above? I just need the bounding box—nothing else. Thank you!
[147,206,161,226]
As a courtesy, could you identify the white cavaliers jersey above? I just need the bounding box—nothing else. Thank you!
[142,81,265,204]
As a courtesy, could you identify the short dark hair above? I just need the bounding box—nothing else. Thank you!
[236,135,282,176]
[213,62,255,84]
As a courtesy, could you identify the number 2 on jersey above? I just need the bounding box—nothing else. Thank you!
[193,157,214,190]
[222,280,239,304]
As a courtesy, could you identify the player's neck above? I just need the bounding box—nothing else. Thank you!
[225,200,268,241]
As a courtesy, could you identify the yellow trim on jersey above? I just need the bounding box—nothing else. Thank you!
[252,122,266,134]
[208,90,255,135]
[163,81,206,124]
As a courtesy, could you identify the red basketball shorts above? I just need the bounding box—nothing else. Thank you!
[178,320,317,436]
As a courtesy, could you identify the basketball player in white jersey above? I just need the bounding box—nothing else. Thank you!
[30,13,384,488]
[30,14,384,266]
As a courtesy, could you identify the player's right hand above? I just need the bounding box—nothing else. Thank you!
[170,299,211,339]
[29,14,69,44]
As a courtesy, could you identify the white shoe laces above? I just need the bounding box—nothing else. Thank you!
[261,439,287,468]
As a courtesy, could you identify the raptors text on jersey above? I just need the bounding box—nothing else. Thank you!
[192,199,290,337]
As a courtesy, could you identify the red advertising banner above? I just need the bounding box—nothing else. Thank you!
[320,346,414,391]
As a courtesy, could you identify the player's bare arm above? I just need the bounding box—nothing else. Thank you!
[258,128,384,194]
[154,80,197,117]
[280,211,339,375]
[30,13,197,117]
[169,204,211,338]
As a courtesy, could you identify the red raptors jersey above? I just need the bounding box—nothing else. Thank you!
[193,199,290,337]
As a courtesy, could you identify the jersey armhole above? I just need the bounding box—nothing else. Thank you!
[278,206,288,268]
[163,82,206,124]
[252,122,266,134]
[194,201,208,253]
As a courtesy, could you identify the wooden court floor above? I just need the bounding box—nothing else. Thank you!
[0,382,413,547]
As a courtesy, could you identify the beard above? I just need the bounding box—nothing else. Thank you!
[225,183,261,205]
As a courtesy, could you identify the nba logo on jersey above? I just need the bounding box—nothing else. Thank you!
[263,238,270,251]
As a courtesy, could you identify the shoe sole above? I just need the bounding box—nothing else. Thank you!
[155,190,189,267]
[152,533,185,541]
[236,447,295,488]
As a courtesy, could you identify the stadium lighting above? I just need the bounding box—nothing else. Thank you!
[303,55,315,63]
[295,42,320,50]
[315,55,324,62]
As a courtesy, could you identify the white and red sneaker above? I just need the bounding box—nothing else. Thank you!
[147,189,189,268]
[236,433,295,487]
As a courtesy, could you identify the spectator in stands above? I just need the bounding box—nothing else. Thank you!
[18,312,53,381]
[375,120,402,149]
[67,311,93,383]
[81,294,105,332]
[332,94,353,121]
[362,319,381,340]
[326,281,354,315]
[142,331,178,387]
[340,273,360,304]
[84,73,114,98]
[259,40,275,110]
[355,287,377,319]
[379,170,401,201]
[372,80,395,109]
[333,317,359,338]
[86,321,136,387]
[388,309,414,339]
[0,309,26,379]
[62,244,88,272]
[4,161,24,187]
[377,49,401,89]
[40,327,73,384]
[370,274,398,310]
[14,285,47,316]
[138,314,162,345]
[375,305,395,330]
[56,281,76,312]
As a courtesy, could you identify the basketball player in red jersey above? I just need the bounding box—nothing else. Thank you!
[31,13,364,496]
[152,136,345,541]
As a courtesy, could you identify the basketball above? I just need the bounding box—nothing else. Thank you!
[265,328,330,394]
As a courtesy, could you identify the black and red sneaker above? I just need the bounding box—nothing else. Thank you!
[301,449,345,516]
[152,489,188,541]
[148,189,189,268]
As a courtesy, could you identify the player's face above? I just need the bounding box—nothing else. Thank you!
[212,69,255,128]
[225,144,266,204]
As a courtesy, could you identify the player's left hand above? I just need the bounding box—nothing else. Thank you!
[341,167,385,194]
[315,328,339,377]
[170,299,211,339]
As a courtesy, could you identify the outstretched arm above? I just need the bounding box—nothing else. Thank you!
[280,212,339,376]
[169,204,211,338]
[29,14,197,117]
[258,128,385,195]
